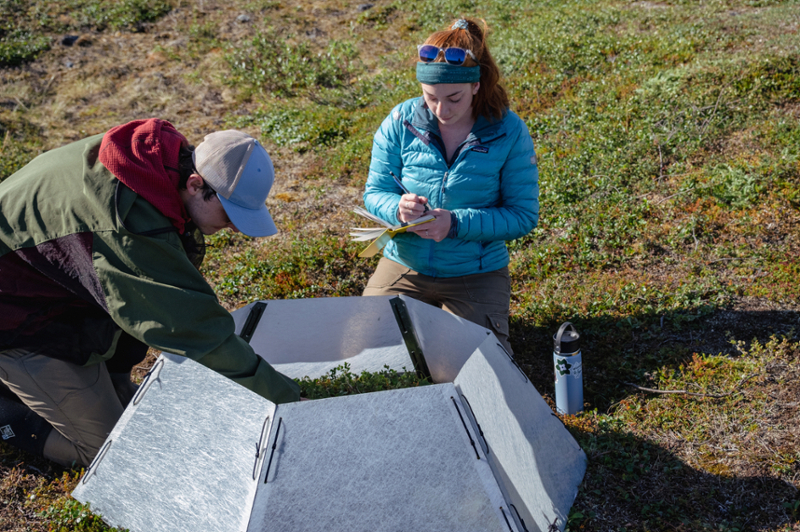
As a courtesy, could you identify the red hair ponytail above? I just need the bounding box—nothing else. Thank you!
[423,18,509,121]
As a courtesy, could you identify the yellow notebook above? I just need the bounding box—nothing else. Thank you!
[350,206,435,258]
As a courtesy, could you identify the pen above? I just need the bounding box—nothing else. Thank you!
[389,170,429,213]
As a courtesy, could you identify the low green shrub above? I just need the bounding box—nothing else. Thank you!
[226,35,361,98]
[38,498,125,532]
[0,0,174,67]
[297,363,430,399]
[0,30,50,67]
[0,117,43,183]
[79,0,174,31]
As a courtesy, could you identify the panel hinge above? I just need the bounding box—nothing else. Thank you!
[389,297,431,380]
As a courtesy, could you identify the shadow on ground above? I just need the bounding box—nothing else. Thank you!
[571,427,800,531]
[511,305,800,531]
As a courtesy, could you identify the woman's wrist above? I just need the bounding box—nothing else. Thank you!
[446,211,459,238]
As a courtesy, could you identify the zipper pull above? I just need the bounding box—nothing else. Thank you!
[441,171,449,196]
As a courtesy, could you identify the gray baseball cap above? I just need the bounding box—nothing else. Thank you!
[193,130,278,237]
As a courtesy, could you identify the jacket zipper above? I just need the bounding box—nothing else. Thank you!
[439,141,471,199]
[440,135,484,197]
[434,128,505,208]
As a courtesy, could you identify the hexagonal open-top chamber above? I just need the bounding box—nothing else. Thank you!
[73,296,586,532]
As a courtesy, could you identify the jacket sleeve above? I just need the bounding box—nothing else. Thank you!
[363,106,404,226]
[453,118,540,242]
[92,198,300,404]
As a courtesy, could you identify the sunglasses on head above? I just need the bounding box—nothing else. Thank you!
[417,44,477,66]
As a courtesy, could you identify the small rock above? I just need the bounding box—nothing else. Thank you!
[237,14,251,23]
[357,3,374,11]
[65,60,74,68]
[61,35,79,46]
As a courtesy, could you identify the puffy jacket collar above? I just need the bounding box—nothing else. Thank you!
[409,99,508,143]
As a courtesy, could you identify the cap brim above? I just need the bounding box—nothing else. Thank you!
[217,195,278,237]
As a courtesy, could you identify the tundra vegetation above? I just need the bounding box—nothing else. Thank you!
[0,0,798,530]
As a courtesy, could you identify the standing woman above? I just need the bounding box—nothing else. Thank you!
[362,17,539,354]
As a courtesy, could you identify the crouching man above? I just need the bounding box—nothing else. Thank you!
[0,119,299,467]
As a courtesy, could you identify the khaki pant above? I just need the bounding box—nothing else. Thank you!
[363,258,513,354]
[0,348,124,467]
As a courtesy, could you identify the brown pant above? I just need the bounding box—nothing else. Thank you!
[363,258,513,354]
[0,348,124,467]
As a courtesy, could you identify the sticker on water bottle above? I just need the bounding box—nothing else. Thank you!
[556,357,582,379]
[555,358,572,376]
[571,360,583,379]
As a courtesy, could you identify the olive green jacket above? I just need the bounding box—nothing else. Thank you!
[0,134,300,403]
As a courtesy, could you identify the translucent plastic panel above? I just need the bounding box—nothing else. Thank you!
[73,353,274,532]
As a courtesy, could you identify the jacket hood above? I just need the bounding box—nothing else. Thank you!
[99,118,190,233]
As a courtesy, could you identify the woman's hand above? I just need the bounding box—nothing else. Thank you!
[397,193,429,223]
[406,208,451,242]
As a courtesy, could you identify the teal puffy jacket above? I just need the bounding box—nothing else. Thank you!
[364,97,540,277]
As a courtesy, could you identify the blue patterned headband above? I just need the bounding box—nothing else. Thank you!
[416,62,481,84]
[452,19,469,30]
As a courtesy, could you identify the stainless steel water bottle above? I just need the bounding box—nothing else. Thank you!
[553,322,583,415]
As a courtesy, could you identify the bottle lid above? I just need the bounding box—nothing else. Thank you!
[553,322,580,354]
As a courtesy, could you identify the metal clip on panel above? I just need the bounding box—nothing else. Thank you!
[510,504,530,532]
[460,394,489,456]
[389,297,431,380]
[498,342,528,383]
[263,417,283,484]
[500,507,514,532]
[81,439,113,485]
[450,397,480,460]
[252,415,271,481]
[240,302,267,344]
[132,357,165,406]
